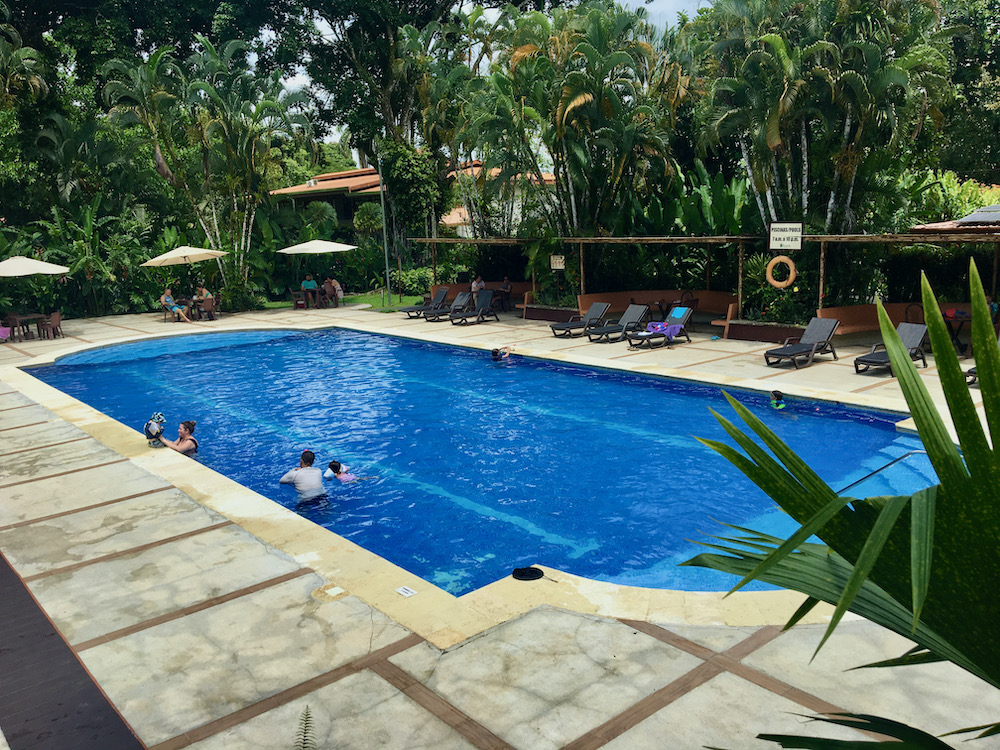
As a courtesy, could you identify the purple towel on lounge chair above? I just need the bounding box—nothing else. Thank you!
[645,322,684,339]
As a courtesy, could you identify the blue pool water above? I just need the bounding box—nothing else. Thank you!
[31,329,937,595]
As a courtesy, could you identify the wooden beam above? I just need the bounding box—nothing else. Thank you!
[819,241,827,310]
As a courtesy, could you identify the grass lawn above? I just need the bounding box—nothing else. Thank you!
[262,293,423,312]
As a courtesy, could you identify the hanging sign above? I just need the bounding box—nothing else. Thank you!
[769,222,803,251]
[549,254,566,270]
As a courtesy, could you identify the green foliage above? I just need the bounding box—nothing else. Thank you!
[219,282,265,312]
[353,201,383,236]
[293,705,317,750]
[388,266,434,295]
[687,261,1000,745]
[377,137,440,237]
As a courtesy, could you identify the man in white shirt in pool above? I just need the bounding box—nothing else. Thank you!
[279,450,329,503]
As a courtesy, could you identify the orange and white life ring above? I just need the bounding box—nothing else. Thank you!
[766,255,797,289]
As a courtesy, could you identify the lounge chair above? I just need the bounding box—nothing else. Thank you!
[966,330,1000,385]
[853,322,927,375]
[586,304,649,343]
[450,290,499,325]
[424,292,471,322]
[626,305,693,349]
[550,302,611,338]
[399,288,448,319]
[764,317,840,368]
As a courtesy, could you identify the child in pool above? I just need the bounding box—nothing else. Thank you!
[770,390,786,410]
[144,411,166,447]
[325,461,360,483]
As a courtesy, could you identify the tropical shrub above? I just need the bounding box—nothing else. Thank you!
[687,261,1000,746]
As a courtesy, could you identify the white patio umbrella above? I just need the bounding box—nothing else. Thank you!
[0,256,70,277]
[277,240,357,255]
[141,246,228,267]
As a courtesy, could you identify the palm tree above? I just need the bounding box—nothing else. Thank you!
[0,21,46,106]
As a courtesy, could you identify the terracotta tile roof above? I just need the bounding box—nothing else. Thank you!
[270,168,381,197]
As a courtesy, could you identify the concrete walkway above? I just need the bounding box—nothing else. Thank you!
[1,306,997,749]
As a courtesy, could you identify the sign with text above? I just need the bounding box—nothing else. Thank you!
[769,222,803,250]
[549,254,566,270]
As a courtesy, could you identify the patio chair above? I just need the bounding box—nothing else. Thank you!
[288,287,307,309]
[586,304,649,343]
[38,311,64,339]
[764,317,840,368]
[626,305,694,349]
[424,291,471,322]
[322,281,339,308]
[451,290,499,325]
[400,288,448,319]
[196,297,217,321]
[853,322,927,375]
[550,302,610,338]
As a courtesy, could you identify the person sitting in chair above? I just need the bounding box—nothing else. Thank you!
[301,274,319,307]
[192,286,214,319]
[160,288,191,322]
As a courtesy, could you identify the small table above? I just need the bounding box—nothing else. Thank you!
[16,313,46,340]
[942,312,972,357]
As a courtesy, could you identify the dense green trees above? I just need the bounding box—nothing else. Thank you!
[1,0,999,318]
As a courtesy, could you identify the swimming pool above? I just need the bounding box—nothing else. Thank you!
[31,329,937,595]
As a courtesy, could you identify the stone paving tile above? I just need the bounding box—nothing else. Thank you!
[0,488,224,575]
[0,437,124,486]
[743,620,1000,737]
[0,418,88,451]
[601,671,867,749]
[81,580,411,746]
[28,523,307,645]
[389,606,703,750]
[0,391,34,410]
[0,403,54,430]
[187,670,478,750]
[0,461,170,527]
[653,624,762,653]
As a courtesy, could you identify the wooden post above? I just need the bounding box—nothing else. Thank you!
[432,242,437,285]
[819,240,827,310]
[737,240,744,315]
[705,245,711,290]
[993,242,998,298]
[579,241,585,295]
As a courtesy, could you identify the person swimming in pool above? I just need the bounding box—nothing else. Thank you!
[770,390,786,409]
[491,345,514,361]
[324,460,361,483]
[280,450,329,502]
[160,420,199,455]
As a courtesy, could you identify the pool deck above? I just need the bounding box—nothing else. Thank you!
[2,306,997,749]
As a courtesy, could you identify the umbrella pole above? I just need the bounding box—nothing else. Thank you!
[376,153,392,307]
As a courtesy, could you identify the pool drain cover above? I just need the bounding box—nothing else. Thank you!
[512,567,544,581]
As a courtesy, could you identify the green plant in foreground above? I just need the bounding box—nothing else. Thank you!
[294,705,317,750]
[688,260,1000,747]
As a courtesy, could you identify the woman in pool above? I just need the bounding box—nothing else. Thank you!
[161,420,199,456]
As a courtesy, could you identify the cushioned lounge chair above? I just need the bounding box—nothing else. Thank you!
[586,304,648,343]
[626,305,693,349]
[550,302,610,338]
[400,288,448,318]
[966,330,1000,385]
[764,317,840,368]
[450,290,499,325]
[853,322,927,375]
[424,292,471,322]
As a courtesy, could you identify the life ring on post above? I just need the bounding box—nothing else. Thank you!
[766,255,797,289]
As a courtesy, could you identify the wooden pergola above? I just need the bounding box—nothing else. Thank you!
[412,230,1000,310]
